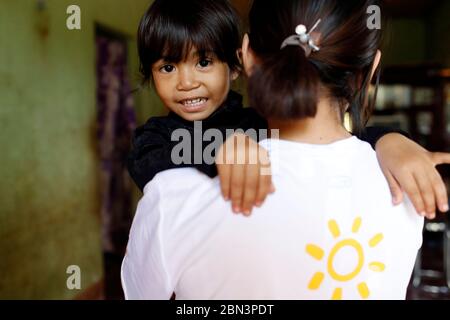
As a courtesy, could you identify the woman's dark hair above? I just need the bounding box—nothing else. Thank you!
[248,0,383,134]
[137,0,242,86]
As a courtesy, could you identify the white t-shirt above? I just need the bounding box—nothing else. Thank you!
[121,136,423,300]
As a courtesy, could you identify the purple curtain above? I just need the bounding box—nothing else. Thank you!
[96,35,136,254]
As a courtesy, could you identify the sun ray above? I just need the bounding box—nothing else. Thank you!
[328,220,340,238]
[306,244,324,260]
[332,288,343,300]
[352,217,362,233]
[369,233,384,247]
[357,282,370,299]
[369,262,385,272]
[308,272,325,290]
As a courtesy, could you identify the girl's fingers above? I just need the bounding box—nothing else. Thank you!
[430,170,450,213]
[412,170,435,219]
[241,164,260,216]
[230,164,246,213]
[430,152,450,166]
[255,171,272,207]
[383,168,403,205]
[216,141,232,200]
[217,163,232,201]
[400,173,426,217]
[255,148,273,206]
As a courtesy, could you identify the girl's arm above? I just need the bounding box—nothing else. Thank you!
[359,126,411,149]
[127,119,179,191]
[354,126,450,218]
[216,128,450,218]
[128,118,219,192]
[215,126,410,216]
[375,133,450,220]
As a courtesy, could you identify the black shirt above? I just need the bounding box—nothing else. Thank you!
[128,90,406,191]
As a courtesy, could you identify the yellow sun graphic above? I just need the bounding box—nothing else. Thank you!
[306,217,385,300]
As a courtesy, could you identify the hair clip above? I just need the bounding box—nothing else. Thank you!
[280,19,322,56]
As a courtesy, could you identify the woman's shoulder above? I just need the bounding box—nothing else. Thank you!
[144,167,216,196]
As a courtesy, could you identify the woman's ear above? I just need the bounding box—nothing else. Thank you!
[230,69,239,81]
[370,50,382,81]
[242,33,257,77]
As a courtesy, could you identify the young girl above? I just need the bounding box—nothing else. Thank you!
[128,0,450,219]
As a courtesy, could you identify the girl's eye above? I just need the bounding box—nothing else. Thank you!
[198,59,212,68]
[160,65,175,73]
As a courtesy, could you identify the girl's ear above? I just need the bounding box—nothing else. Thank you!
[242,33,257,77]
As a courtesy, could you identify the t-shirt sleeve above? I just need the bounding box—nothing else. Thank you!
[121,182,173,300]
[384,199,424,298]
[403,197,425,252]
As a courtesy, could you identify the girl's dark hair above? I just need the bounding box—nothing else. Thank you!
[248,0,383,134]
[137,0,242,86]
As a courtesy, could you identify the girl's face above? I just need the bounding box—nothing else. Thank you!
[152,47,238,121]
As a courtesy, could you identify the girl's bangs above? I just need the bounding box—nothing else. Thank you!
[157,24,224,62]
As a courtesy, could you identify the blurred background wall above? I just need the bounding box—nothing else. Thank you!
[382,0,450,67]
[0,0,163,299]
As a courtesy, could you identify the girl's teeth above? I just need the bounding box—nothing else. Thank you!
[183,98,206,107]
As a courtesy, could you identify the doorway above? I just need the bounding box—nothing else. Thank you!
[95,25,136,299]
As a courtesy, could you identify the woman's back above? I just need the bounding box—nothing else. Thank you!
[121,137,423,300]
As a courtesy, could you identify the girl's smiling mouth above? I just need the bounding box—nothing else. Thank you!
[179,97,209,112]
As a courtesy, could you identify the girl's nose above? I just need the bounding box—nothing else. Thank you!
[177,66,200,91]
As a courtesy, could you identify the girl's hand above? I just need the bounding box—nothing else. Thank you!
[376,133,450,219]
[216,133,274,216]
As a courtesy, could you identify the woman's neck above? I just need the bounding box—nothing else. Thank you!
[268,99,352,144]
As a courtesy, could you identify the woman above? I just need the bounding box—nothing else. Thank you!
[121,0,423,299]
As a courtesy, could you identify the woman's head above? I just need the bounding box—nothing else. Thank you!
[244,0,382,134]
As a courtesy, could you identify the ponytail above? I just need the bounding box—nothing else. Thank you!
[247,0,383,126]
[248,46,320,120]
